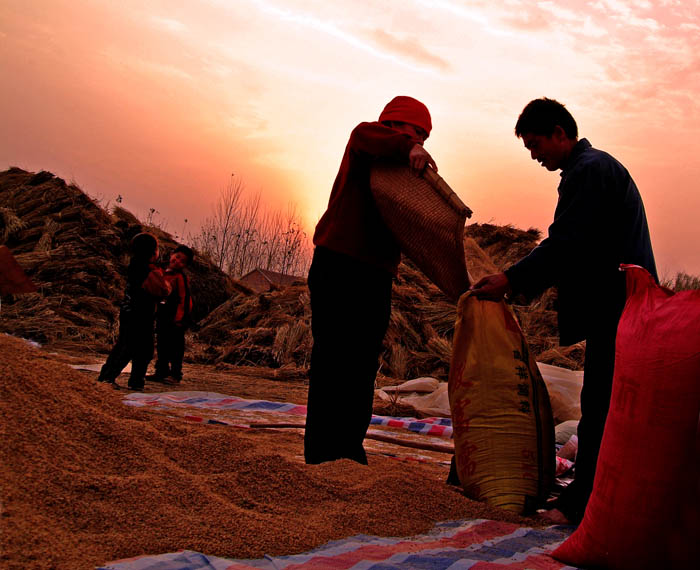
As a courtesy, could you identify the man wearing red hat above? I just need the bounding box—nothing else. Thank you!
[305,96,437,465]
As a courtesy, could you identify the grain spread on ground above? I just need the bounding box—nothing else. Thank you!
[0,334,544,569]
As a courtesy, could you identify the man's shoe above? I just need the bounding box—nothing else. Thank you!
[146,374,168,384]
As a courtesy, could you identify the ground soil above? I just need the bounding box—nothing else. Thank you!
[0,334,547,570]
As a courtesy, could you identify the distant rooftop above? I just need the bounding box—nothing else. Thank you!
[239,268,305,292]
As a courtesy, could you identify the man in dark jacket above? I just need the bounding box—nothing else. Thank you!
[471,98,657,524]
[305,96,437,465]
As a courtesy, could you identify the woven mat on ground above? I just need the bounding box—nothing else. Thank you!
[99,519,579,569]
[123,392,454,465]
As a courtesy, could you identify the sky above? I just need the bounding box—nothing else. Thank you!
[1,0,699,278]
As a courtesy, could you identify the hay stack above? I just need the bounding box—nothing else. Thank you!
[0,168,233,350]
[0,166,583,372]
[192,222,586,379]
[192,283,312,369]
[192,257,460,380]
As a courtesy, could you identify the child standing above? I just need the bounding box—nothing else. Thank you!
[97,232,171,390]
[149,245,194,384]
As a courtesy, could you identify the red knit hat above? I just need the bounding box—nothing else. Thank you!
[378,96,432,137]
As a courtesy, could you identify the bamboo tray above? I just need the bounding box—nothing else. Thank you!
[370,165,472,301]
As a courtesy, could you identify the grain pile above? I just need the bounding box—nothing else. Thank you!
[0,168,234,351]
[0,333,539,569]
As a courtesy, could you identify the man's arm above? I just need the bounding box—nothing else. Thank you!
[142,267,172,298]
[470,272,512,301]
[504,161,613,298]
[350,122,437,172]
[408,144,437,173]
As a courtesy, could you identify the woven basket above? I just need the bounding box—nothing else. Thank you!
[370,165,472,301]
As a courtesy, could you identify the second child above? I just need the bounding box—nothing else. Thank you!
[149,245,194,384]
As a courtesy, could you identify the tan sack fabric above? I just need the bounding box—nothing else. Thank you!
[370,165,472,301]
[449,293,555,513]
[375,382,451,418]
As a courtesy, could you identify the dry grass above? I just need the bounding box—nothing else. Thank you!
[0,206,26,242]
[663,271,700,292]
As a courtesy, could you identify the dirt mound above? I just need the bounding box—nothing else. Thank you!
[0,333,537,569]
[0,168,234,350]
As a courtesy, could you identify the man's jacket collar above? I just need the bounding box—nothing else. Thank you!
[560,138,592,177]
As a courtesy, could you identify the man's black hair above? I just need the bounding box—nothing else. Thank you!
[173,244,194,264]
[515,97,578,139]
[130,232,158,261]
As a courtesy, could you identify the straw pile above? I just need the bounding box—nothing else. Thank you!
[191,257,459,380]
[0,168,234,350]
[0,167,582,372]
[193,222,584,378]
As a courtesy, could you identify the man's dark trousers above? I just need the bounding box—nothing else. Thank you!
[556,317,620,523]
[98,312,154,388]
[304,246,393,465]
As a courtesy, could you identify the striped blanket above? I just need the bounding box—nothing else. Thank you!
[124,391,453,437]
[123,392,454,465]
[100,519,578,569]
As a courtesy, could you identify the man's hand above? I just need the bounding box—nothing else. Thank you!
[469,272,511,301]
[409,144,437,173]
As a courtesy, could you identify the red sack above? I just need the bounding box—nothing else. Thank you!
[553,265,700,569]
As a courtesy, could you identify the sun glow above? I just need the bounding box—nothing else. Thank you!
[1,0,699,275]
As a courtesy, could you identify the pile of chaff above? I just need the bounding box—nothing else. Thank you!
[0,168,233,350]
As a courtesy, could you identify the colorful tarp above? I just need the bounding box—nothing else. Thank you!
[124,392,454,438]
[99,519,578,569]
[123,391,454,465]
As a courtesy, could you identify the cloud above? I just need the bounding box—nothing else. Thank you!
[367,29,450,71]
[150,17,187,35]
[499,9,551,32]
[414,0,516,37]
[591,0,661,31]
[101,48,194,82]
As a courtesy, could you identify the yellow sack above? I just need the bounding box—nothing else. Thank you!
[449,293,555,513]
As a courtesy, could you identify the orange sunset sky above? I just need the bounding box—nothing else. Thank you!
[2,0,699,277]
